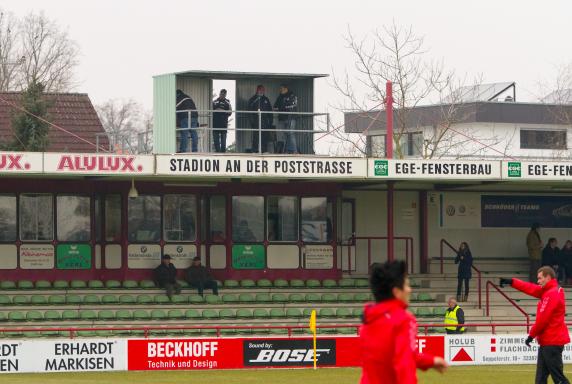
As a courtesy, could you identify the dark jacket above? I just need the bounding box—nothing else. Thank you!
[455,249,473,279]
[186,265,213,285]
[212,97,232,128]
[247,94,273,128]
[176,90,198,125]
[561,247,572,274]
[542,246,560,267]
[154,263,177,286]
[274,91,298,121]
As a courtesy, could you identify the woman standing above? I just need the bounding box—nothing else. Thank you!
[455,242,473,302]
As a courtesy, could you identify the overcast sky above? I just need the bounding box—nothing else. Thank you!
[4,0,572,116]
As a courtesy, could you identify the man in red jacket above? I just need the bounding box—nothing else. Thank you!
[500,266,570,384]
[360,261,447,384]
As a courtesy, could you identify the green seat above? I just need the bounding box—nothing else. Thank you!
[0,312,6,321]
[202,309,219,319]
[62,310,79,321]
[18,280,34,289]
[31,296,47,305]
[337,327,357,335]
[13,296,30,305]
[183,329,202,336]
[200,329,217,336]
[66,295,82,305]
[236,309,253,319]
[139,280,156,289]
[416,307,432,317]
[338,293,353,303]
[339,279,355,288]
[269,308,286,318]
[336,308,353,318]
[319,308,336,318]
[433,307,447,317]
[0,296,11,305]
[273,279,289,288]
[88,280,104,289]
[188,295,205,304]
[80,310,97,320]
[255,293,271,303]
[176,279,189,288]
[220,328,237,336]
[240,279,256,288]
[24,331,41,338]
[35,280,52,289]
[76,331,96,337]
[150,309,167,320]
[289,293,305,303]
[53,280,69,289]
[318,327,337,334]
[306,279,321,288]
[116,310,132,320]
[83,295,101,305]
[286,308,303,318]
[352,307,364,317]
[224,280,239,289]
[113,328,132,336]
[149,329,168,336]
[322,279,337,288]
[289,279,305,289]
[122,280,139,289]
[256,279,272,288]
[105,280,122,289]
[354,293,370,302]
[272,293,288,303]
[168,309,185,320]
[98,310,115,321]
[219,309,235,319]
[238,293,255,303]
[185,309,201,320]
[70,280,87,289]
[133,310,150,320]
[5,331,23,337]
[26,310,43,321]
[0,281,16,289]
[417,293,434,302]
[305,293,321,302]
[48,295,66,305]
[355,279,369,288]
[410,279,421,288]
[321,293,337,303]
[302,308,314,317]
[171,295,188,305]
[253,309,269,319]
[44,310,61,321]
[154,295,170,304]
[205,294,221,305]
[222,294,239,304]
[136,295,153,305]
[102,295,118,305]
[42,330,65,337]
[119,295,136,305]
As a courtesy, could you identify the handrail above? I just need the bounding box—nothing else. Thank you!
[486,280,530,332]
[417,322,544,336]
[440,238,482,309]
[345,235,414,275]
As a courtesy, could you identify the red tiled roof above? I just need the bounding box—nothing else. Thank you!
[0,92,109,152]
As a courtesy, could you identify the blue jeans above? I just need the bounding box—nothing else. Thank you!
[278,118,297,154]
[179,117,198,152]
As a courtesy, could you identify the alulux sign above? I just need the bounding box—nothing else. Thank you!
[44,154,154,175]
[0,152,43,173]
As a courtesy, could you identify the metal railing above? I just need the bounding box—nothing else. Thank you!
[417,322,544,335]
[343,235,414,275]
[440,238,483,309]
[486,280,530,332]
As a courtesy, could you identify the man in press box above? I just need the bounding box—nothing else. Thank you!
[176,89,199,153]
[212,89,232,153]
[274,84,298,154]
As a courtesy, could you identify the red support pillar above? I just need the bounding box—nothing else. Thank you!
[386,81,394,262]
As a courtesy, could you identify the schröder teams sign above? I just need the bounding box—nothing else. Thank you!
[369,159,502,180]
[156,155,367,179]
[503,160,572,180]
[43,153,154,175]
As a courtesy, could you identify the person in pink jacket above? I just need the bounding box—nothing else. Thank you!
[500,266,570,384]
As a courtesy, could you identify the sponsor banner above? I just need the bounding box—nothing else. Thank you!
[244,339,336,367]
[417,336,446,358]
[0,339,126,373]
[502,160,572,180]
[232,245,265,269]
[369,159,501,180]
[303,245,334,269]
[440,193,481,229]
[0,152,42,174]
[20,244,54,269]
[156,155,367,179]
[481,195,572,228]
[56,244,91,269]
[163,244,197,269]
[43,153,154,175]
[127,244,161,269]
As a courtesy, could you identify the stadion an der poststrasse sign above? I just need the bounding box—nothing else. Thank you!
[0,152,43,173]
[369,159,502,180]
[43,153,154,175]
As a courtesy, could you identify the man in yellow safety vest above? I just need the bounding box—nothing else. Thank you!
[444,297,465,334]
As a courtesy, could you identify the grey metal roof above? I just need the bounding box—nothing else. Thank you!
[154,70,328,80]
[444,82,515,103]
[344,101,572,134]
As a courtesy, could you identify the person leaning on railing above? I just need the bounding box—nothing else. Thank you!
[176,89,199,153]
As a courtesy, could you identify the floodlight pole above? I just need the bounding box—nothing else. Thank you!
[386,81,395,262]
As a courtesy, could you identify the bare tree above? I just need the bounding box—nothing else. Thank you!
[0,10,21,91]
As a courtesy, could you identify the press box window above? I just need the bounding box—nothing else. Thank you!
[57,196,91,242]
[128,195,161,242]
[164,194,196,242]
[301,197,332,243]
[0,195,16,241]
[232,196,264,242]
[210,195,226,242]
[20,194,53,241]
[267,196,298,242]
[105,195,122,242]
[520,129,567,150]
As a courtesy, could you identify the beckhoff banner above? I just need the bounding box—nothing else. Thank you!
[481,195,572,228]
[43,153,154,175]
[369,159,502,180]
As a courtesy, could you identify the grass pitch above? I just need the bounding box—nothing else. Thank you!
[1,365,567,383]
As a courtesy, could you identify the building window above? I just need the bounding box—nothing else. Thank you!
[0,195,16,241]
[20,194,53,241]
[164,194,196,242]
[210,195,226,242]
[520,129,567,149]
[370,132,423,157]
[128,196,161,242]
[105,195,121,242]
[267,196,298,242]
[232,196,264,243]
[301,197,332,243]
[57,196,91,242]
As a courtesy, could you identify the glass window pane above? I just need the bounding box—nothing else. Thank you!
[232,196,263,242]
[95,196,101,242]
[267,196,298,242]
[210,196,226,242]
[57,196,91,242]
[163,195,196,242]
[0,195,16,241]
[301,197,332,243]
[20,194,53,241]
[128,196,161,242]
[105,195,122,242]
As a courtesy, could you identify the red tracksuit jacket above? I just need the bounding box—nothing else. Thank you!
[511,278,570,346]
[359,299,435,384]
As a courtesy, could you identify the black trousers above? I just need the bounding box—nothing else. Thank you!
[213,129,227,152]
[457,277,470,297]
[159,282,181,298]
[189,280,219,296]
[536,345,570,384]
